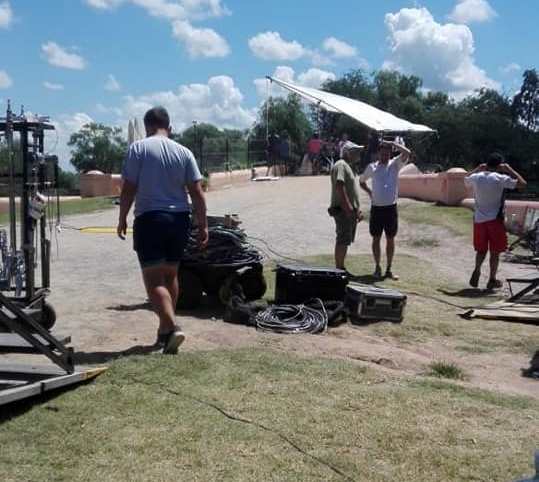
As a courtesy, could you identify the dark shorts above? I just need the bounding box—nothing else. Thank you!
[370,204,398,238]
[334,211,358,246]
[133,210,191,268]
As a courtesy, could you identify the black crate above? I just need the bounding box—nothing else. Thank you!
[274,264,348,304]
[345,283,406,323]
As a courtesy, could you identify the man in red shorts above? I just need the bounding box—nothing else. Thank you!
[465,153,527,290]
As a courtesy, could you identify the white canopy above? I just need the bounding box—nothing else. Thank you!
[268,77,435,134]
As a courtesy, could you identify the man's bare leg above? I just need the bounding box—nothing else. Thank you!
[335,243,348,271]
[385,236,398,279]
[142,264,178,334]
[488,252,500,283]
[372,236,382,277]
[470,251,487,287]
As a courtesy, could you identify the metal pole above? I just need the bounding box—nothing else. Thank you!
[225,138,229,171]
[21,126,35,299]
[6,101,17,251]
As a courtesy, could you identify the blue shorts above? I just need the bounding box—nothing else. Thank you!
[133,210,191,268]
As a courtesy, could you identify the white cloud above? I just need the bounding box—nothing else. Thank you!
[0,1,12,28]
[84,0,123,8]
[254,66,336,98]
[85,0,231,57]
[104,74,121,91]
[51,112,95,170]
[172,20,230,58]
[248,31,307,61]
[322,37,357,58]
[120,75,255,132]
[0,70,12,88]
[41,42,87,70]
[384,7,499,98]
[500,63,521,75]
[448,0,497,24]
[43,81,64,91]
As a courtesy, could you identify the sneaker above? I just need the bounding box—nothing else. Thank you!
[469,269,481,288]
[385,269,399,281]
[486,278,503,291]
[373,266,382,279]
[157,325,185,354]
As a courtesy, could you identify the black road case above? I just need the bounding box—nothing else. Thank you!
[345,283,406,323]
[274,264,348,304]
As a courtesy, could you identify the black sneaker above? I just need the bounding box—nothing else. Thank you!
[385,269,399,281]
[373,266,382,279]
[469,269,481,288]
[486,278,503,291]
[156,325,185,354]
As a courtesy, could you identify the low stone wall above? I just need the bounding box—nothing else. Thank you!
[80,173,122,198]
[398,168,473,206]
[79,168,267,197]
[461,198,539,234]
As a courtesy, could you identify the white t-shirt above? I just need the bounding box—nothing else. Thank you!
[359,155,405,206]
[464,172,517,223]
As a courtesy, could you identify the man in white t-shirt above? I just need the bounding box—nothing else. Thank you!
[464,153,526,290]
[360,139,411,280]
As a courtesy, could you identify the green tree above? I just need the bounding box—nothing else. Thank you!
[254,94,312,148]
[512,69,539,132]
[68,123,127,173]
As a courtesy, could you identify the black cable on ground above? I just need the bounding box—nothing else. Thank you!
[127,375,356,482]
[255,298,328,334]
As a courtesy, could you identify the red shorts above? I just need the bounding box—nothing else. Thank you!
[473,219,507,253]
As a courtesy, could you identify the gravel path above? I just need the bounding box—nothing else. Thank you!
[30,176,537,398]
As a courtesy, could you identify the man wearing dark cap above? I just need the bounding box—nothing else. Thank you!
[465,153,526,290]
[117,106,208,354]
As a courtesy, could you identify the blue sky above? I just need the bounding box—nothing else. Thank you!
[0,0,537,169]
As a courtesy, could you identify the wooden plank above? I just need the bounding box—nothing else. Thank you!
[0,367,108,406]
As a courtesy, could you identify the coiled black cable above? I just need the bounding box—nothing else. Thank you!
[184,225,263,266]
[255,298,328,334]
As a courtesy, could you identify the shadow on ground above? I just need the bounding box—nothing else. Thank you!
[74,344,160,364]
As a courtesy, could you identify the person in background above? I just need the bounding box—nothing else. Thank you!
[307,133,323,175]
[329,141,364,273]
[266,132,280,176]
[464,153,527,290]
[278,131,290,176]
[338,133,349,158]
[117,106,208,354]
[360,139,411,280]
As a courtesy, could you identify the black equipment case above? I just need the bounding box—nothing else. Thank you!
[345,283,406,323]
[274,264,348,304]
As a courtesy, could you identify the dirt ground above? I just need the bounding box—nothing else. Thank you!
[34,177,538,398]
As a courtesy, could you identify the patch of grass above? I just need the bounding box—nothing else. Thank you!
[406,236,440,248]
[399,202,473,238]
[1,349,537,482]
[427,361,467,380]
[0,197,116,225]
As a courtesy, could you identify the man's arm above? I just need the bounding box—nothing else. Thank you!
[499,163,527,190]
[335,181,354,216]
[385,140,411,163]
[187,180,209,249]
[117,180,137,240]
[359,180,372,199]
[466,163,487,177]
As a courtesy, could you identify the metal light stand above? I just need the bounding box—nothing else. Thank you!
[0,102,104,406]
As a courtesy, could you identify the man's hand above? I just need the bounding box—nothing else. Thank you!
[198,226,209,250]
[357,210,364,222]
[499,163,511,174]
[117,217,127,240]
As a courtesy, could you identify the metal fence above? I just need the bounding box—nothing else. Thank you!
[184,137,301,174]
